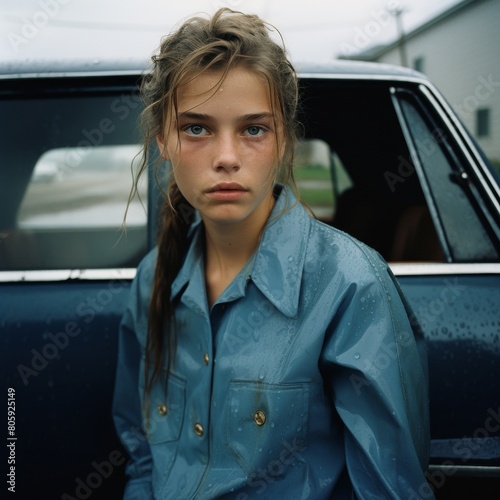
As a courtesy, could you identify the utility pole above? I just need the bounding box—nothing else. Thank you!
[390,6,408,67]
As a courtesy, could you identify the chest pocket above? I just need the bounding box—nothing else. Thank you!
[225,381,309,475]
[140,366,186,445]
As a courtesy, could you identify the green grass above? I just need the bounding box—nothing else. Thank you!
[299,188,334,207]
[293,164,331,181]
[293,164,335,207]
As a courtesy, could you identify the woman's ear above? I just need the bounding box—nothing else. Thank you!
[156,134,169,160]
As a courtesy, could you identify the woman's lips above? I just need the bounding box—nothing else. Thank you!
[205,183,248,201]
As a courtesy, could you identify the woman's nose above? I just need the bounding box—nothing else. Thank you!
[212,133,241,172]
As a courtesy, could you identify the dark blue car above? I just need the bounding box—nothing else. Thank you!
[1,59,499,498]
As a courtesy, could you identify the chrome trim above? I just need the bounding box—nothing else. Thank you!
[298,71,431,86]
[0,69,145,80]
[390,262,500,276]
[418,83,500,208]
[428,463,500,478]
[0,268,137,283]
[1,69,431,85]
[1,263,499,283]
[390,87,453,262]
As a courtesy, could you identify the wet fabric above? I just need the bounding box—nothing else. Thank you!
[113,185,432,499]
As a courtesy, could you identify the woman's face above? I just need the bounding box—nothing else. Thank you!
[158,66,283,229]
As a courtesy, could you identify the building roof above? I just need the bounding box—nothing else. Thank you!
[342,0,481,62]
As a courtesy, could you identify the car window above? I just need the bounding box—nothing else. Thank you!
[18,145,145,229]
[0,89,147,271]
[297,79,444,262]
[293,139,349,220]
[396,92,499,262]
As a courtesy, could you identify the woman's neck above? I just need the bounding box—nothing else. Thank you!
[203,195,275,306]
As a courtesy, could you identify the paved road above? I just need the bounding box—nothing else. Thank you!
[18,171,145,227]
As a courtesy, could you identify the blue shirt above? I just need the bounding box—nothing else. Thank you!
[113,185,432,499]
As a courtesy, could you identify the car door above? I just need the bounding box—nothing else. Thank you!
[389,83,500,489]
[295,71,500,497]
[0,72,149,499]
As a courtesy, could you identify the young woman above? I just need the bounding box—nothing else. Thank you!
[113,8,432,499]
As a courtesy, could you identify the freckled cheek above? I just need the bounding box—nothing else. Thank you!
[245,137,277,158]
[170,154,209,204]
[169,142,205,169]
[172,169,203,209]
[171,158,203,185]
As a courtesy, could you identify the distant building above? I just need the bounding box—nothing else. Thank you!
[343,0,500,163]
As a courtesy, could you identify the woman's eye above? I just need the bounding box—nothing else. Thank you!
[185,125,206,136]
[245,126,265,136]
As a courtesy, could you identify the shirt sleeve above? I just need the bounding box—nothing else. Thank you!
[320,248,432,499]
[112,256,155,500]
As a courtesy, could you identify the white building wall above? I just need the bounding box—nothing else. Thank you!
[373,0,500,161]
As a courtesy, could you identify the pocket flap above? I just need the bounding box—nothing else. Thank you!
[225,381,309,474]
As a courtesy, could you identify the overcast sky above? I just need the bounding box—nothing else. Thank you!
[1,0,463,64]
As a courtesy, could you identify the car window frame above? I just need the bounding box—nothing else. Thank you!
[0,74,149,272]
[391,85,500,263]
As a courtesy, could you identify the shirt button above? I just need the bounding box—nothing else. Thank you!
[203,353,209,365]
[157,404,167,416]
[254,410,266,426]
[194,423,204,436]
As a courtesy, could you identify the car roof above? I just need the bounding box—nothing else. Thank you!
[0,57,428,83]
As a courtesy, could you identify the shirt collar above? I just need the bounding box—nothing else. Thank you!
[171,185,311,318]
[250,185,310,317]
